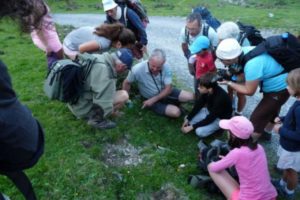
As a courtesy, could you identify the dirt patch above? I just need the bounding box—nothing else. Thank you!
[151,183,188,200]
[101,138,143,167]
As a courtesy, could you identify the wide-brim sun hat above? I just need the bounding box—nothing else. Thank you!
[219,116,254,139]
[216,38,242,60]
[189,35,210,55]
[102,0,118,11]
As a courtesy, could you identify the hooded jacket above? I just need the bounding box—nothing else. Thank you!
[0,60,44,171]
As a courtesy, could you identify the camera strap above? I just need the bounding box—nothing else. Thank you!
[148,62,163,94]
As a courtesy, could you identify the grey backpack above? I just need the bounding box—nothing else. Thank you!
[44,53,96,104]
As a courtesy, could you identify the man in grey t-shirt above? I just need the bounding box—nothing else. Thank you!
[122,49,194,118]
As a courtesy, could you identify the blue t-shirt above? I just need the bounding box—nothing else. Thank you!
[243,46,287,93]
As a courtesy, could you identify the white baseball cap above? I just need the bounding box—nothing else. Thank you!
[216,38,242,60]
[102,0,118,11]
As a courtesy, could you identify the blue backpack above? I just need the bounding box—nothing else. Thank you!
[192,6,221,31]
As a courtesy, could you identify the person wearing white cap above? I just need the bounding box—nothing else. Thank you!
[216,38,289,142]
[102,0,148,54]
[208,116,277,200]
[216,21,251,116]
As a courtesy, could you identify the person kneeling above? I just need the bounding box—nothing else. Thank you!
[181,72,232,137]
[208,116,277,200]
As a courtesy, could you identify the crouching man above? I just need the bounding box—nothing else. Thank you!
[181,72,232,137]
[122,48,194,118]
[68,48,133,129]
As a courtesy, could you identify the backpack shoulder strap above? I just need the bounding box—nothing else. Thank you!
[240,43,267,66]
[203,23,209,37]
[185,27,190,44]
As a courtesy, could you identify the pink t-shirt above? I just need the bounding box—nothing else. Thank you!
[195,51,216,79]
[30,5,62,53]
[209,145,277,200]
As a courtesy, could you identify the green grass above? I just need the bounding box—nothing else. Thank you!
[1,0,300,198]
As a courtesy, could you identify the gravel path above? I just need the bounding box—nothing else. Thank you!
[53,14,296,157]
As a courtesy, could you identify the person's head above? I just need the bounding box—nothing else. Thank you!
[102,0,118,19]
[94,23,124,40]
[217,21,240,42]
[216,38,242,66]
[0,0,47,33]
[112,48,133,73]
[286,68,300,97]
[148,49,166,75]
[197,72,218,94]
[189,35,210,55]
[219,116,257,150]
[115,28,136,48]
[186,12,202,37]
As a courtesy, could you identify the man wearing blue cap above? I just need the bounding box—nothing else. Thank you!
[68,48,133,129]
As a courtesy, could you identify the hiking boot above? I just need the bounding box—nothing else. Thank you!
[87,119,116,130]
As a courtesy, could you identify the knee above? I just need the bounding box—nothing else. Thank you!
[167,107,181,118]
[118,90,129,103]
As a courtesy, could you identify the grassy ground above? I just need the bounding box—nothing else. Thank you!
[0,0,299,199]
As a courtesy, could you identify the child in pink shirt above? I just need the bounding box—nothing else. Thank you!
[208,116,277,200]
[30,2,63,68]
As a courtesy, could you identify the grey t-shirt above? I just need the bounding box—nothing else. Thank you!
[63,26,111,52]
[126,60,172,99]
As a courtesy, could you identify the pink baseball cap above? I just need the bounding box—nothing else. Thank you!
[219,116,254,139]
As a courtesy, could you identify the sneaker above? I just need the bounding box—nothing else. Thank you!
[87,119,116,130]
[271,179,295,200]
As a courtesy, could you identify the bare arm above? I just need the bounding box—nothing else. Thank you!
[225,79,260,96]
[122,79,131,93]
[79,41,100,53]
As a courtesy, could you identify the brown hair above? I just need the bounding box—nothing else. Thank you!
[0,0,47,33]
[198,72,218,89]
[94,23,124,41]
[228,131,257,150]
[118,28,136,47]
[287,68,300,97]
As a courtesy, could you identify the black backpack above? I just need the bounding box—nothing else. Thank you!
[241,32,300,74]
[115,0,149,27]
[44,53,97,104]
[237,21,265,46]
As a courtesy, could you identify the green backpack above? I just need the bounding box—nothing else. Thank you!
[44,53,97,104]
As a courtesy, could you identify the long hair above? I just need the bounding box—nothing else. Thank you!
[228,131,257,150]
[94,23,124,41]
[0,0,47,33]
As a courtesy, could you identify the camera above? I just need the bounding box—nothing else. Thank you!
[216,64,244,81]
[216,68,232,81]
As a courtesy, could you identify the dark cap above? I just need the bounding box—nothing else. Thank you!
[116,48,133,69]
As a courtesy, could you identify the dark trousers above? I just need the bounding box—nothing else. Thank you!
[0,170,37,200]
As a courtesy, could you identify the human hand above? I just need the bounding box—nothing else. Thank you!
[273,124,282,134]
[141,98,155,109]
[274,117,282,124]
[181,125,193,134]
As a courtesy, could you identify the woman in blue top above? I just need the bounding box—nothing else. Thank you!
[216,38,289,142]
[272,68,300,200]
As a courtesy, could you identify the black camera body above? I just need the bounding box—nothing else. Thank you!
[216,64,244,81]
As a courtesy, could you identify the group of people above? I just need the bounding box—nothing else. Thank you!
[0,0,299,199]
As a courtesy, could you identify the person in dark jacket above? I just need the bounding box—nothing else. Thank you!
[0,1,46,199]
[181,72,232,137]
[102,0,148,54]
[272,68,300,200]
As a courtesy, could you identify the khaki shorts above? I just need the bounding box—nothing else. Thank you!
[250,89,289,134]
